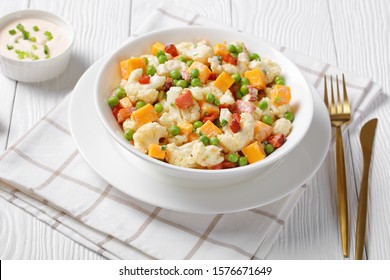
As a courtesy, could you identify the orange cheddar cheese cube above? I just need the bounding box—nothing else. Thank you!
[178,121,193,136]
[214,43,229,57]
[241,141,266,164]
[189,61,212,83]
[244,69,266,90]
[188,132,200,142]
[253,121,273,142]
[200,102,220,118]
[148,143,166,160]
[269,85,291,106]
[119,97,132,108]
[214,71,235,93]
[120,57,147,80]
[151,42,166,55]
[199,120,222,137]
[131,103,158,127]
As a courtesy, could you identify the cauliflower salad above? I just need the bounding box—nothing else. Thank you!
[106,40,295,169]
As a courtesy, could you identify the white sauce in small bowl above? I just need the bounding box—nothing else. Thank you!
[0,17,70,61]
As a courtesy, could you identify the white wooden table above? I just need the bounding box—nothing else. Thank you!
[1,0,389,260]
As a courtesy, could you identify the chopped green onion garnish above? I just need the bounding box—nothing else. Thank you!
[7,45,14,50]
[32,54,39,60]
[44,44,49,55]
[15,40,19,43]
[8,29,16,35]
[45,55,50,59]
[22,30,29,40]
[30,37,36,42]
[44,31,53,40]
[33,25,39,32]
[16,23,24,31]
[32,45,37,50]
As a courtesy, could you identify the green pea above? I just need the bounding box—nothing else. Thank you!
[221,119,228,127]
[275,79,285,85]
[284,111,294,122]
[156,50,165,57]
[169,125,181,136]
[261,115,273,125]
[170,70,181,80]
[236,45,243,53]
[249,53,260,61]
[136,101,146,109]
[240,77,250,86]
[235,91,243,99]
[231,73,241,83]
[240,85,249,95]
[210,136,220,146]
[115,86,126,99]
[193,120,203,129]
[274,76,284,82]
[178,56,187,62]
[265,144,274,155]
[238,156,248,166]
[199,135,210,145]
[228,44,237,53]
[213,99,220,106]
[107,96,119,107]
[191,68,200,78]
[173,79,179,86]
[227,154,239,163]
[124,129,135,141]
[206,93,215,103]
[143,57,149,65]
[232,52,239,59]
[158,55,167,64]
[259,100,268,110]
[154,103,164,113]
[191,78,202,87]
[176,79,189,88]
[186,59,194,67]
[146,65,156,76]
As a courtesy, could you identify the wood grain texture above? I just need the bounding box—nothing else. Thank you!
[0,0,389,260]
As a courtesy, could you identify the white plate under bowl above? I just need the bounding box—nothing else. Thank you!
[69,60,330,214]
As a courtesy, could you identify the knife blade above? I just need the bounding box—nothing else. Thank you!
[355,118,378,260]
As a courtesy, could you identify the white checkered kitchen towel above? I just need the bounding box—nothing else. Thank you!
[0,4,382,259]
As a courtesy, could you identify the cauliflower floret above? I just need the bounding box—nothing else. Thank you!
[189,86,210,101]
[124,69,166,103]
[257,97,276,118]
[249,57,281,84]
[168,134,188,146]
[141,55,158,68]
[193,143,224,167]
[218,113,255,152]
[181,101,201,123]
[273,104,291,118]
[252,107,263,121]
[166,142,223,168]
[222,63,240,75]
[206,84,224,100]
[133,122,168,153]
[123,119,137,132]
[166,86,182,104]
[165,142,198,168]
[219,108,232,124]
[208,56,223,74]
[176,40,213,65]
[158,111,182,129]
[238,52,249,64]
[273,118,292,136]
[219,90,235,105]
[156,59,186,76]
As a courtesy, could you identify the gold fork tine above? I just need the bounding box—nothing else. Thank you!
[342,74,351,114]
[330,76,336,114]
[324,75,329,110]
[336,75,342,113]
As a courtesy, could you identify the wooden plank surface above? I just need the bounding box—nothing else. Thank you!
[0,0,389,259]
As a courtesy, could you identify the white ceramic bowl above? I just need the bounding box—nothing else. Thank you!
[0,9,74,82]
[94,27,314,184]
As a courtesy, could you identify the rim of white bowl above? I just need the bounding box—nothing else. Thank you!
[94,26,314,175]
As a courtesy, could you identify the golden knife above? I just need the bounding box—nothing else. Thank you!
[355,118,378,260]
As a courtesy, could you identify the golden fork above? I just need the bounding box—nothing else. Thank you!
[324,74,351,257]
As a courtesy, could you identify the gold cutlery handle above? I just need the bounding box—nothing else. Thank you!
[355,164,369,260]
[335,126,349,257]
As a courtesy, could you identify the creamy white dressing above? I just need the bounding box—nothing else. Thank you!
[0,18,70,61]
